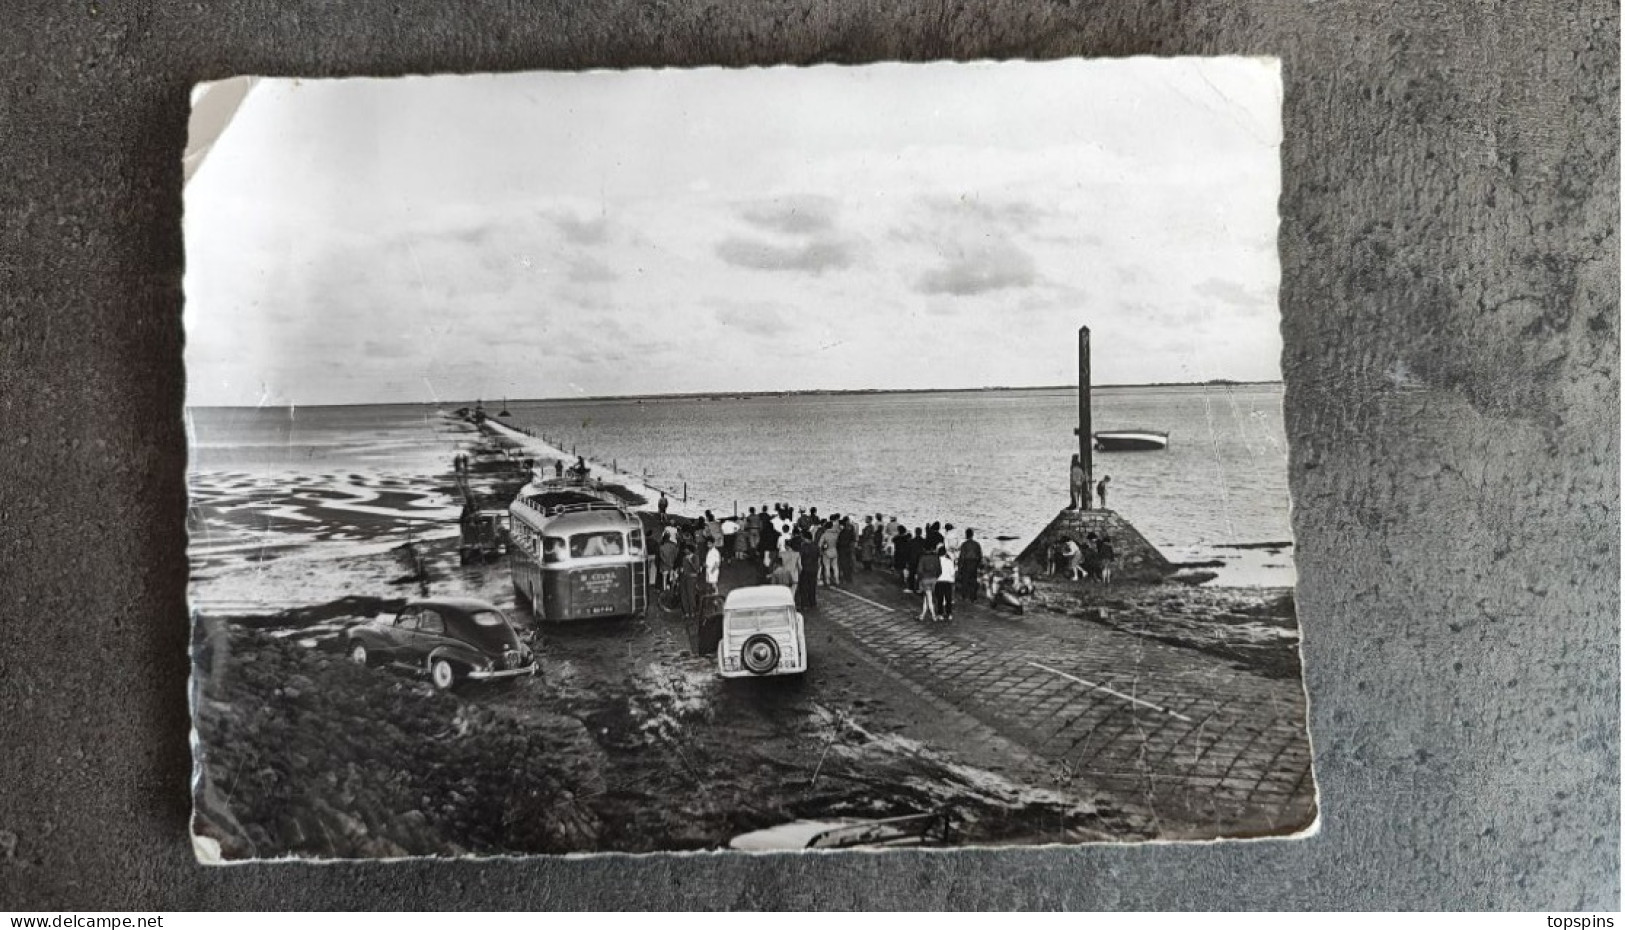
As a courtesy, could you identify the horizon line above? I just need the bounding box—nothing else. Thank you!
[186,378,1284,409]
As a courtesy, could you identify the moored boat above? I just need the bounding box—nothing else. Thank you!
[1093,429,1169,452]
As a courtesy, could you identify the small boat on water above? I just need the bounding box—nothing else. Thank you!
[1094,429,1169,452]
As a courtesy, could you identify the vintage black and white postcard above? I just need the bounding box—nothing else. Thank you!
[184,58,1314,860]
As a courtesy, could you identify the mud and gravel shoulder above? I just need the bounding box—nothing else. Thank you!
[191,578,1139,859]
[1020,577,1301,680]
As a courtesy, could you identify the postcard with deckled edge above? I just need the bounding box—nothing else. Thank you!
[184,58,1316,861]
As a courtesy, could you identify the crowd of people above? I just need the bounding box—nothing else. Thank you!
[649,502,1102,624]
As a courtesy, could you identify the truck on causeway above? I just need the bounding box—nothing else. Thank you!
[507,474,652,622]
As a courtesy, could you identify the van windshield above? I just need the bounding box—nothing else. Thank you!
[726,607,794,632]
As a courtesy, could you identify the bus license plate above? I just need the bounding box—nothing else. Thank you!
[583,604,617,616]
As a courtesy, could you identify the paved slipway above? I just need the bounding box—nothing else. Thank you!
[793,569,1317,840]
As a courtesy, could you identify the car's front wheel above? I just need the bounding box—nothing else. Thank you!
[429,657,458,691]
[349,642,371,667]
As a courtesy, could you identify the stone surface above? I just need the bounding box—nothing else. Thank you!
[0,0,1616,911]
[815,576,1315,838]
[1015,508,1176,581]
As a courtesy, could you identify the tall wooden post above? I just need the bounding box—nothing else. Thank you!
[1077,326,1094,510]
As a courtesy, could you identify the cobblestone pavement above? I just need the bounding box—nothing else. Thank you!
[805,569,1317,839]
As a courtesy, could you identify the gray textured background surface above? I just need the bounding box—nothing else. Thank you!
[1,0,1617,911]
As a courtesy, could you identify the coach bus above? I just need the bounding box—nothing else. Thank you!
[507,476,652,622]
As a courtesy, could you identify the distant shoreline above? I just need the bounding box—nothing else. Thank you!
[188,379,1285,410]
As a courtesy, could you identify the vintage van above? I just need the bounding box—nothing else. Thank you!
[508,476,651,622]
[716,585,806,678]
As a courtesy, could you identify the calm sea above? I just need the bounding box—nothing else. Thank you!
[190,385,1292,580]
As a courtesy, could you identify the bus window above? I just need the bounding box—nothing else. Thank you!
[627,528,645,556]
[571,531,624,558]
[543,536,567,563]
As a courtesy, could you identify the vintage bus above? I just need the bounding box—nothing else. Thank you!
[507,477,652,622]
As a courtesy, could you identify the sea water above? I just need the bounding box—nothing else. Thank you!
[188,384,1294,585]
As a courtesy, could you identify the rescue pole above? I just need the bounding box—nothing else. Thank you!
[1073,326,1094,510]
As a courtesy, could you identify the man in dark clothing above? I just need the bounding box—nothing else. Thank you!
[924,522,944,552]
[1096,475,1111,509]
[759,518,780,568]
[796,535,820,608]
[956,528,983,601]
[893,527,916,592]
[837,517,857,584]
[677,547,700,621]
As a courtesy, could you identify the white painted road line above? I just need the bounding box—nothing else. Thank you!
[1026,661,1194,723]
[829,588,897,613]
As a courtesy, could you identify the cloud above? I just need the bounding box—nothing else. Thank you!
[916,240,1038,296]
[568,255,618,284]
[554,211,610,245]
[1193,277,1273,314]
[918,195,1050,230]
[361,337,414,358]
[715,236,854,274]
[712,302,787,338]
[739,195,838,234]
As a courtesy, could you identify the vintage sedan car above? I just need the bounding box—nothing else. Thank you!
[346,597,536,690]
[716,585,806,678]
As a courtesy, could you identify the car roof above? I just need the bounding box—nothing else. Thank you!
[724,585,795,610]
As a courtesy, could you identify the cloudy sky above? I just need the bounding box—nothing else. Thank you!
[184,58,1282,407]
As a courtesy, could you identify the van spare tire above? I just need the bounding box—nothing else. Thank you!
[741,634,780,675]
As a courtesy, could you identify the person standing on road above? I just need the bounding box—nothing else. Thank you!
[782,538,803,602]
[797,534,820,609]
[1096,475,1111,510]
[745,506,761,555]
[837,516,857,583]
[818,518,841,586]
[916,544,943,622]
[893,526,915,592]
[703,538,722,593]
[956,528,983,601]
[658,491,669,521]
[677,546,700,621]
[924,522,944,553]
[1069,453,1087,510]
[704,511,723,551]
[858,516,878,571]
[759,515,780,568]
[936,546,956,621]
[721,515,740,561]
[658,535,679,591]
[768,554,795,592]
